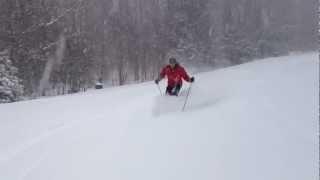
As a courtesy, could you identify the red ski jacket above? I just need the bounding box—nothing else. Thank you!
[159,64,191,87]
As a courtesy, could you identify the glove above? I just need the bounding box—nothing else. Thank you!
[190,77,195,83]
[155,79,160,84]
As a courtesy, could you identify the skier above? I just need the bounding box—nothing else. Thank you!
[155,57,194,96]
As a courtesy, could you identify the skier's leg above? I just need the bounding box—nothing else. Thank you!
[173,84,182,96]
[166,86,174,95]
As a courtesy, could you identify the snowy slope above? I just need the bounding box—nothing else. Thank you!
[0,53,318,180]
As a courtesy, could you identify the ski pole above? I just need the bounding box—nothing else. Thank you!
[182,83,193,111]
[156,84,163,96]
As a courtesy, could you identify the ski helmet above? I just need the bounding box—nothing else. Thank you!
[169,57,178,65]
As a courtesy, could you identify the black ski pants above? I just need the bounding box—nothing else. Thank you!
[166,83,182,96]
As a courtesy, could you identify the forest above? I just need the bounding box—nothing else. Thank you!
[0,0,317,102]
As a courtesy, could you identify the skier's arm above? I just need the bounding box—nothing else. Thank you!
[155,67,166,84]
[181,68,191,82]
[158,67,167,80]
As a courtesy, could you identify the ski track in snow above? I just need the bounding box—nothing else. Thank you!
[1,89,154,163]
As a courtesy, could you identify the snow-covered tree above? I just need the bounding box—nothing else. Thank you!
[0,50,24,103]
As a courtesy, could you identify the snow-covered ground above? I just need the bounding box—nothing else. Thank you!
[0,53,318,180]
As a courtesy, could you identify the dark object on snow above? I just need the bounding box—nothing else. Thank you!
[95,82,103,89]
[95,78,103,89]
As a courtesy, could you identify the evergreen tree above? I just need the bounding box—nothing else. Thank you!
[0,50,24,103]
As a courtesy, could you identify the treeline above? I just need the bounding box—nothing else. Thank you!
[0,0,317,100]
